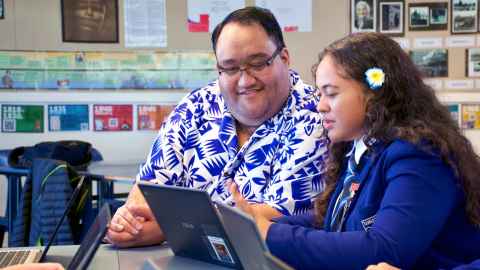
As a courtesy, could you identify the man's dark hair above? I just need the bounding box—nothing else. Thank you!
[211,6,286,53]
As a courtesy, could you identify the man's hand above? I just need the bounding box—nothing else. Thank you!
[105,184,165,248]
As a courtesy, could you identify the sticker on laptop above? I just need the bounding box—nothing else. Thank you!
[206,235,234,264]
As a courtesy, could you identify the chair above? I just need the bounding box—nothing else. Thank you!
[0,149,25,247]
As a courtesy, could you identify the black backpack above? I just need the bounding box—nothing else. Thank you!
[8,140,93,170]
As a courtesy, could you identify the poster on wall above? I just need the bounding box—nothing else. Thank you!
[351,0,377,33]
[462,104,480,129]
[0,51,217,90]
[48,104,89,132]
[451,0,478,34]
[93,104,133,131]
[467,48,480,77]
[0,0,4,19]
[61,0,119,43]
[124,0,167,47]
[2,105,44,133]
[187,0,244,32]
[256,0,312,32]
[447,104,460,126]
[137,104,176,131]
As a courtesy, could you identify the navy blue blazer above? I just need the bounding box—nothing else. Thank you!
[266,140,480,270]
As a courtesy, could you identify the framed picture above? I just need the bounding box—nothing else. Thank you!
[0,0,4,19]
[61,0,119,43]
[430,6,448,25]
[351,0,377,33]
[467,48,480,77]
[409,49,449,78]
[451,0,478,34]
[408,2,448,31]
[379,1,404,35]
[409,6,430,28]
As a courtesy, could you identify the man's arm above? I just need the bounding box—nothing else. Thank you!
[106,183,165,248]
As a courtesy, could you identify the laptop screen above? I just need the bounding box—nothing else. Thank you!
[67,203,111,270]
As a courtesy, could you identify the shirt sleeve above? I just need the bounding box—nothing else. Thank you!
[266,147,459,270]
[137,103,189,186]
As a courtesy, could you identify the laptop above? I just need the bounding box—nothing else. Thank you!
[138,182,243,269]
[0,179,112,270]
[216,203,294,270]
[263,252,294,270]
[65,202,111,270]
[215,202,273,270]
[0,175,86,267]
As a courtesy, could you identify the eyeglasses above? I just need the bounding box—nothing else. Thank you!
[217,47,283,77]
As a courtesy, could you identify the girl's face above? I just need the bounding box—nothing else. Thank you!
[315,55,369,143]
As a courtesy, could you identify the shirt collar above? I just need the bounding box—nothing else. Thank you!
[346,137,369,165]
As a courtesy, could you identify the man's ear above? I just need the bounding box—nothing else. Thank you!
[280,47,290,66]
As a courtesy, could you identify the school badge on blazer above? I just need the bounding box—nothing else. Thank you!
[361,215,376,231]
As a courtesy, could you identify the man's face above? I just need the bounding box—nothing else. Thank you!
[356,2,369,18]
[215,23,291,128]
[73,0,107,32]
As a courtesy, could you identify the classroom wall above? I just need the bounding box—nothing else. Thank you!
[0,0,479,163]
[0,0,350,162]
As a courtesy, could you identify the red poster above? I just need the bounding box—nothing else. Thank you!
[188,14,209,32]
[93,104,133,131]
[137,104,175,131]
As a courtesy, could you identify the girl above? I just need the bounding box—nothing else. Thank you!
[231,32,480,269]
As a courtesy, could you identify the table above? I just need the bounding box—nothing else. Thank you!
[46,244,231,270]
[86,161,140,208]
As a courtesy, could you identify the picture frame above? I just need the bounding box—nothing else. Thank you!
[351,0,377,33]
[409,6,430,28]
[0,0,4,19]
[379,1,404,36]
[61,0,119,43]
[451,0,478,34]
[466,48,480,77]
[409,49,449,78]
[430,6,448,25]
[409,2,448,31]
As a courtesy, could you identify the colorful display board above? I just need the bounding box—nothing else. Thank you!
[137,104,175,130]
[48,104,89,131]
[93,104,133,131]
[2,104,44,132]
[447,103,460,126]
[0,51,217,90]
[462,104,480,129]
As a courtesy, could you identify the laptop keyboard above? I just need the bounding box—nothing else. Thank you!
[0,250,31,267]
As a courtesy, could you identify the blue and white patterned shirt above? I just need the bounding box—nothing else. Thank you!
[138,70,328,215]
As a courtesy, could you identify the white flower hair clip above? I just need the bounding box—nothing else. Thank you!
[365,67,385,90]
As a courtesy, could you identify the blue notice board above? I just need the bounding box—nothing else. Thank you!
[48,104,89,131]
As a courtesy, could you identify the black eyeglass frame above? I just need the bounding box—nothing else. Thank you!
[216,46,284,77]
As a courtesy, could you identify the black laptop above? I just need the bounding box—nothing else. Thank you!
[0,175,111,270]
[0,175,87,267]
[138,182,243,269]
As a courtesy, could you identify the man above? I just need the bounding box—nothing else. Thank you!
[354,1,374,30]
[2,70,13,88]
[106,6,328,247]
